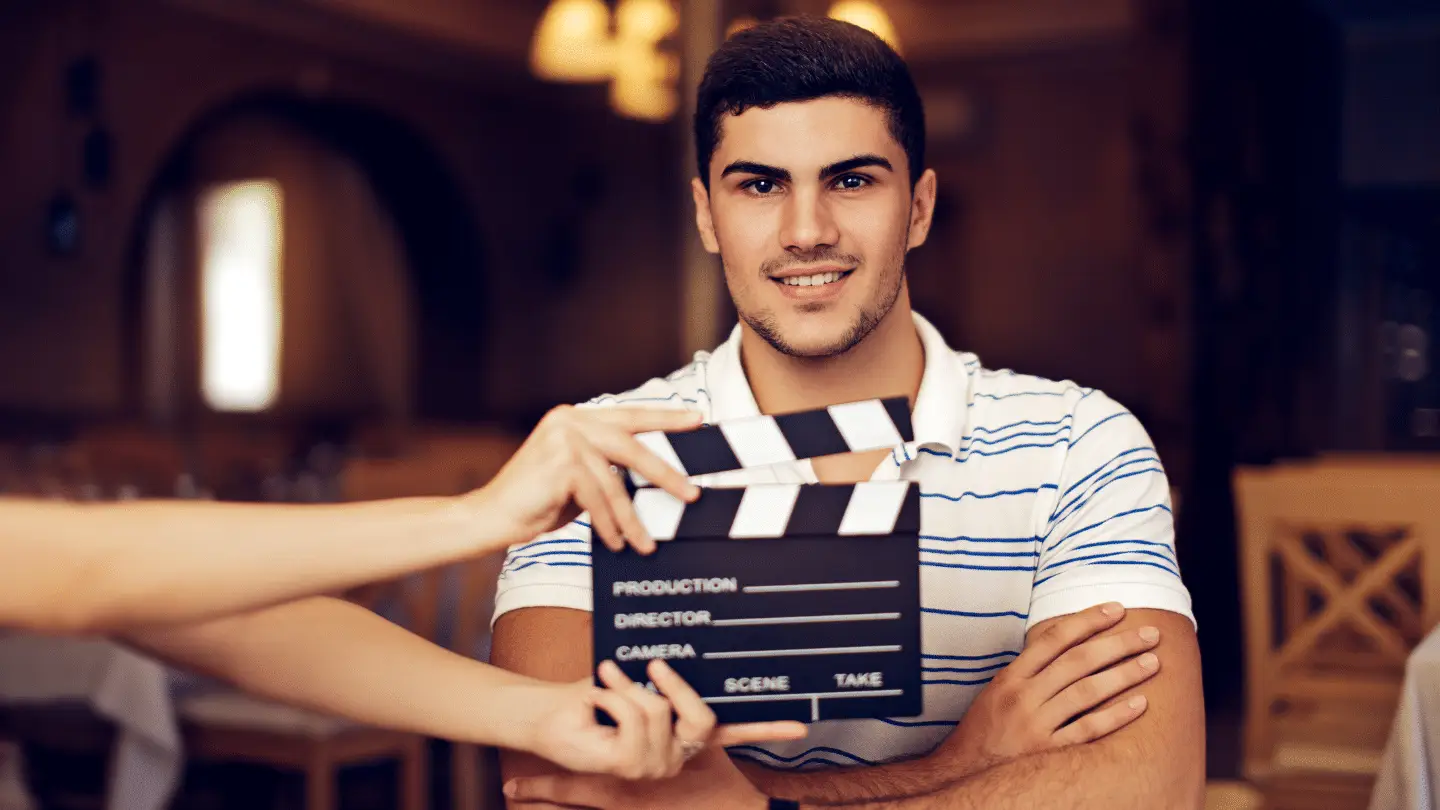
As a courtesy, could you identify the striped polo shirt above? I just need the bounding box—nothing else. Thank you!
[491,311,1193,770]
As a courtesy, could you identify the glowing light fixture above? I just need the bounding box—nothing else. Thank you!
[529,0,614,83]
[609,0,679,121]
[827,1,901,54]
[199,179,283,413]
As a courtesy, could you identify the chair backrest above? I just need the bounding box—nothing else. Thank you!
[338,428,522,656]
[1232,459,1440,779]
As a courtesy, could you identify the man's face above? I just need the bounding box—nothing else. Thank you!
[692,96,937,358]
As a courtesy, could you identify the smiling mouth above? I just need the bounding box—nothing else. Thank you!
[774,270,854,288]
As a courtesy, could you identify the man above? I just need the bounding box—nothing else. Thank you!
[491,15,1205,810]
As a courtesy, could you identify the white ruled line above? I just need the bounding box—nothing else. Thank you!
[703,645,902,660]
[704,689,905,704]
[743,580,900,594]
[711,613,900,627]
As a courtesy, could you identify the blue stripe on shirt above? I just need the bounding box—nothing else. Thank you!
[1045,503,1172,547]
[1034,558,1181,587]
[1069,411,1132,449]
[923,650,1019,661]
[879,717,960,728]
[506,560,592,574]
[923,607,1028,620]
[727,746,876,767]
[1057,447,1156,502]
[922,484,1058,502]
[1050,467,1166,527]
[1051,461,1165,523]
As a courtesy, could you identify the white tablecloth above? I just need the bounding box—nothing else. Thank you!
[0,635,182,810]
[1372,628,1440,810]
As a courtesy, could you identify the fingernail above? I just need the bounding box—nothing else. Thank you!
[1138,626,1159,643]
[1138,652,1159,670]
[1101,602,1123,617]
[503,781,517,797]
[1129,695,1148,711]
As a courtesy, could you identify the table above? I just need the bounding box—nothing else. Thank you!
[0,635,182,810]
[1372,628,1440,810]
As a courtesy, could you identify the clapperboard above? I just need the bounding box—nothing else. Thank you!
[592,398,922,724]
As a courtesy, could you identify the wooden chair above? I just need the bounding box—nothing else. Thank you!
[446,551,507,810]
[341,430,519,810]
[1232,460,1440,809]
[175,575,439,810]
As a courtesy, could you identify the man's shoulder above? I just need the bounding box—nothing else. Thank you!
[576,353,714,414]
[962,360,1149,455]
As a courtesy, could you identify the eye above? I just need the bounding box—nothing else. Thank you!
[743,178,778,195]
[834,174,870,190]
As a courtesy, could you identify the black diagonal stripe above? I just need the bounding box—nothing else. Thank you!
[773,409,850,460]
[665,425,741,476]
[785,483,855,536]
[881,397,916,443]
[892,484,922,534]
[673,486,745,539]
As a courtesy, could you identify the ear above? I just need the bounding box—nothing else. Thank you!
[905,168,939,251]
[691,177,720,254]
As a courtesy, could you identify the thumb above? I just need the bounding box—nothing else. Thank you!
[711,721,809,748]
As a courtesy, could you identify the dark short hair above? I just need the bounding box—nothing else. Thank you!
[693,15,926,189]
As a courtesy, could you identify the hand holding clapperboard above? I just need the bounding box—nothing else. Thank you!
[593,398,923,724]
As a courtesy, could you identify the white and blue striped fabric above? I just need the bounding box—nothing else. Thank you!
[491,311,1193,771]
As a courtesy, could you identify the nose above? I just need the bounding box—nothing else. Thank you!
[778,188,840,255]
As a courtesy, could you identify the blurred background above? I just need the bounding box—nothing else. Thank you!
[0,0,1436,808]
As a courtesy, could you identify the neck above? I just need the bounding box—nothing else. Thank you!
[740,289,925,415]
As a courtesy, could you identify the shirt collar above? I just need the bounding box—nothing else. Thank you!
[703,311,971,454]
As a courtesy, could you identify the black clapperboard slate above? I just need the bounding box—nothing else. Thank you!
[592,398,923,724]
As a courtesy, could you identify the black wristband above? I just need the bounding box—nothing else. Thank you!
[768,800,801,810]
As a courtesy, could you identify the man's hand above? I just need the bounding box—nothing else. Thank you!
[523,659,806,781]
[934,602,1160,775]
[504,747,769,810]
[468,405,704,555]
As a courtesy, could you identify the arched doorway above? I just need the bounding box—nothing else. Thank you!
[122,91,487,431]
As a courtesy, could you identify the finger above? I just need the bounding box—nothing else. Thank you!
[1039,650,1160,729]
[581,445,655,555]
[504,774,614,807]
[711,721,810,747]
[1011,602,1125,678]
[590,406,706,434]
[591,429,700,504]
[647,659,716,745]
[599,661,672,778]
[1034,625,1161,703]
[1050,694,1149,747]
[590,689,650,778]
[574,467,625,553]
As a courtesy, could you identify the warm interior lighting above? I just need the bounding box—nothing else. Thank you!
[199,179,283,413]
[608,0,679,121]
[827,1,902,54]
[530,0,614,83]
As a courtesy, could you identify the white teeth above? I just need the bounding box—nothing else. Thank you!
[781,271,845,287]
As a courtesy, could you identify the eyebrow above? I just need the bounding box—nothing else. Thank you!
[719,154,894,183]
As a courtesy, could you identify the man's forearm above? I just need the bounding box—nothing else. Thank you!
[122,596,542,751]
[802,733,1202,810]
[737,747,971,804]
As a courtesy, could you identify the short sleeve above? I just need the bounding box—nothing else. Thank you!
[1027,390,1195,631]
[491,517,595,625]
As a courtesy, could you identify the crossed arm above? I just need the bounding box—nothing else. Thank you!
[493,606,1205,809]
[765,609,1204,809]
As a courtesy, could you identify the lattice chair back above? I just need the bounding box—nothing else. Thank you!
[1233,462,1440,788]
